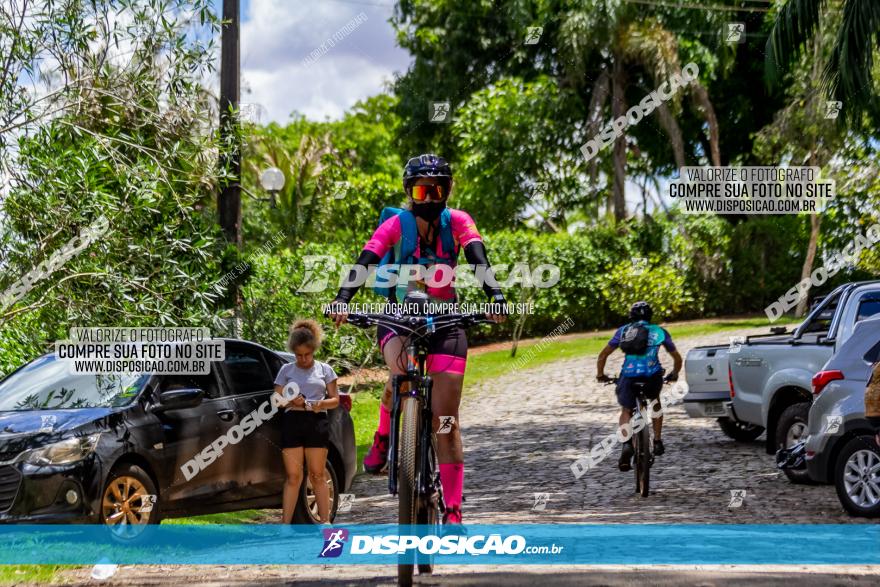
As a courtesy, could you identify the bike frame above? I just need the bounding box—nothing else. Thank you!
[633,388,652,431]
[387,337,443,512]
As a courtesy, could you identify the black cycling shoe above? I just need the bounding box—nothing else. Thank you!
[618,441,634,471]
[653,439,665,456]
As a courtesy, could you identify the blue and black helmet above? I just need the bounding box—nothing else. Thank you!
[403,154,452,190]
[629,301,653,322]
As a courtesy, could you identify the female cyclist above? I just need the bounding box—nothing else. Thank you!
[329,154,506,524]
[273,319,339,524]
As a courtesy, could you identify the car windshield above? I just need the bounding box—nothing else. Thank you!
[0,355,148,411]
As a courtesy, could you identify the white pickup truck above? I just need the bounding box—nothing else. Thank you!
[684,281,880,481]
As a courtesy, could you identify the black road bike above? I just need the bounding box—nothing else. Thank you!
[606,377,658,497]
[340,294,490,586]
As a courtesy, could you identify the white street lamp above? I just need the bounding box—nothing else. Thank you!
[259,167,285,208]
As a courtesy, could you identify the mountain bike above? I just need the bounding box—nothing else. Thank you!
[339,295,490,586]
[606,377,655,497]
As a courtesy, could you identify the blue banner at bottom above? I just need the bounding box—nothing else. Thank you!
[0,525,877,565]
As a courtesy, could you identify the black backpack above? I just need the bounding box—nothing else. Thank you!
[619,322,649,355]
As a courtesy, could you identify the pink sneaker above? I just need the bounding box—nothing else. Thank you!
[363,432,389,474]
[442,506,462,525]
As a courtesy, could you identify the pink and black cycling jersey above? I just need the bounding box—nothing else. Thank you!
[362,208,482,301]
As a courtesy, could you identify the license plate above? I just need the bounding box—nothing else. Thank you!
[705,402,726,416]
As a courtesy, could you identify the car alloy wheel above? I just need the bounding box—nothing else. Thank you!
[843,449,880,508]
[102,476,151,526]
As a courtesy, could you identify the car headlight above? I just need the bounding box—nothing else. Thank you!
[20,433,101,466]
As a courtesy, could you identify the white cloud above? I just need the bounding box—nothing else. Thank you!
[240,0,410,122]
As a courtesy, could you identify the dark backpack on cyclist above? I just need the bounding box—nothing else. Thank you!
[371,207,457,298]
[619,322,650,355]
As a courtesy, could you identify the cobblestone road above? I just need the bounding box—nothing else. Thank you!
[341,328,870,525]
[60,328,878,586]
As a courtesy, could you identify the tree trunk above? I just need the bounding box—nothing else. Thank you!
[510,288,535,358]
[690,81,721,166]
[655,102,686,169]
[611,54,627,221]
[796,213,821,317]
[585,69,610,185]
[795,30,827,318]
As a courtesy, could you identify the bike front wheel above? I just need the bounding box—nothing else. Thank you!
[635,421,651,497]
[398,395,421,585]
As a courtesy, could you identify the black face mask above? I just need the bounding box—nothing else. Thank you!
[412,201,446,221]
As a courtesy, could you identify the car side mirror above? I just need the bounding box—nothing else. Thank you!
[153,388,204,412]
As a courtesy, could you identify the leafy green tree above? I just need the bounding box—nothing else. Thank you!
[242,95,404,250]
[392,0,734,224]
[757,1,879,316]
[0,0,229,367]
[452,77,586,230]
[766,0,880,123]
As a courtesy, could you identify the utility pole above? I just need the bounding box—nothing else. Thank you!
[219,0,241,335]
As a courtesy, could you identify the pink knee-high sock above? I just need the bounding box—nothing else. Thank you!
[377,404,391,436]
[439,463,464,509]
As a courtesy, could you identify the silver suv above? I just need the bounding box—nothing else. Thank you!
[804,316,880,517]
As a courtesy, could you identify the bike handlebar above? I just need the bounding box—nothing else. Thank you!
[599,375,677,385]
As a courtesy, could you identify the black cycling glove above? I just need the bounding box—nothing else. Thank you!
[332,249,381,305]
[464,241,507,312]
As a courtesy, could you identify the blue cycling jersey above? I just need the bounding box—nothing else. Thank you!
[609,321,677,378]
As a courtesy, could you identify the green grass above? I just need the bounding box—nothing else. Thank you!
[351,384,383,473]
[163,509,266,524]
[463,315,800,386]
[0,565,73,585]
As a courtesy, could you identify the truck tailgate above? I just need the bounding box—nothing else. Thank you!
[685,345,730,393]
[684,345,732,418]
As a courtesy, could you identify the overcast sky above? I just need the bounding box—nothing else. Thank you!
[232,0,412,123]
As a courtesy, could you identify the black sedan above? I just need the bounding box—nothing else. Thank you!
[0,339,356,526]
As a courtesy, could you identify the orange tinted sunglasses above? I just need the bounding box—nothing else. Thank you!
[410,184,447,202]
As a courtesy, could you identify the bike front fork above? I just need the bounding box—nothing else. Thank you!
[387,372,440,505]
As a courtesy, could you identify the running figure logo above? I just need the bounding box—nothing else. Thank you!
[139,494,157,513]
[728,336,745,354]
[532,492,549,511]
[437,416,456,434]
[727,489,747,508]
[39,415,57,433]
[337,494,355,513]
[524,26,543,45]
[430,102,451,123]
[631,257,647,276]
[825,101,842,119]
[319,528,349,558]
[297,255,337,293]
[824,415,842,434]
[726,22,745,43]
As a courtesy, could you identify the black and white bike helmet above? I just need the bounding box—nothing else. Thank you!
[629,301,653,322]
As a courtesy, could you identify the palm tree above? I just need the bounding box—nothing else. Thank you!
[766,0,880,123]
[245,128,339,244]
[764,0,875,316]
[559,8,722,221]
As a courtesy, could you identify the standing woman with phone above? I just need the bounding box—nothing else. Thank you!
[273,319,339,524]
